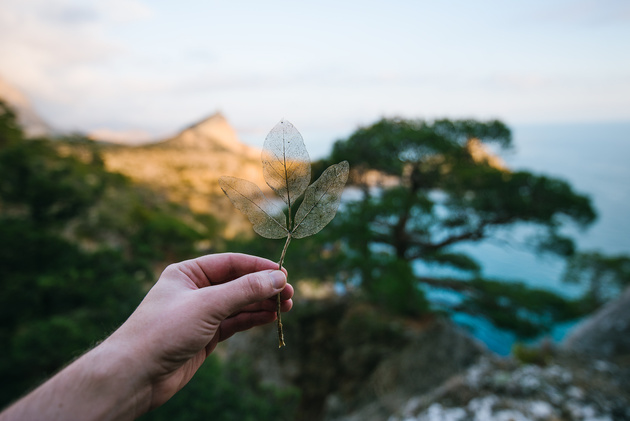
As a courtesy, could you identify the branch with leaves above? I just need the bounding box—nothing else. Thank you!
[219,120,349,347]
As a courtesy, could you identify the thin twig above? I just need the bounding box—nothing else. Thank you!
[276,234,292,348]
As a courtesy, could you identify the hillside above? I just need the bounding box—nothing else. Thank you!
[221,296,630,421]
[101,113,266,236]
[0,79,277,237]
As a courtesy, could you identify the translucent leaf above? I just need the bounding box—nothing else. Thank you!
[262,120,311,208]
[291,161,349,239]
[218,176,289,239]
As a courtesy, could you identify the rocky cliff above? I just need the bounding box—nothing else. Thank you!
[392,353,630,421]
[562,285,630,360]
[222,297,487,421]
[388,289,630,421]
[0,78,264,235]
[221,290,630,421]
[101,113,266,236]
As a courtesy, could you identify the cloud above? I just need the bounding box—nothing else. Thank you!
[0,0,628,143]
[39,4,100,25]
[530,0,630,25]
[0,0,152,101]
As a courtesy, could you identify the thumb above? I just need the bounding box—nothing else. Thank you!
[202,269,287,317]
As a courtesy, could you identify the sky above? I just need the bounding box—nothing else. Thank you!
[1,0,629,157]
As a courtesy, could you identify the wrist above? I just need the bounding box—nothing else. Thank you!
[59,339,153,421]
[93,333,154,418]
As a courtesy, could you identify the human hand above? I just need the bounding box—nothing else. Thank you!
[0,253,292,421]
[105,252,293,411]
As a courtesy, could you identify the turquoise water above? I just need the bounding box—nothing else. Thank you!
[419,121,630,354]
[507,122,630,254]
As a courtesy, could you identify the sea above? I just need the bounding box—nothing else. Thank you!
[417,121,630,354]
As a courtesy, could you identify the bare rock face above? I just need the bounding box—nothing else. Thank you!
[102,113,265,236]
[223,298,487,421]
[562,286,630,359]
[224,293,630,421]
[389,289,630,421]
[392,354,630,421]
[168,113,259,159]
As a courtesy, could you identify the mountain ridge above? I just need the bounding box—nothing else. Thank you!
[101,113,266,236]
[158,112,260,159]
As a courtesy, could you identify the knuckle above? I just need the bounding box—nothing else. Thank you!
[162,263,181,277]
[245,273,267,298]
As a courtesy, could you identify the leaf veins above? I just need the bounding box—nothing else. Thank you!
[292,161,349,239]
[262,120,311,211]
[218,176,288,239]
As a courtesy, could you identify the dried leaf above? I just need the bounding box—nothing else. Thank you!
[292,161,349,239]
[219,120,349,348]
[262,120,311,208]
[218,176,288,239]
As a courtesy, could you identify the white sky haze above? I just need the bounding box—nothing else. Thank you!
[1,0,629,156]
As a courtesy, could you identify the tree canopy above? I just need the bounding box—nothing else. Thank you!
[0,101,216,406]
[306,117,598,336]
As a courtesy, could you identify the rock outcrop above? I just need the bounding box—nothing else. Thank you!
[223,298,487,421]
[101,113,266,236]
[389,288,630,421]
[223,290,630,421]
[562,286,630,359]
[391,354,630,421]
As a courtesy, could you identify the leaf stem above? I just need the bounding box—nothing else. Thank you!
[276,233,292,348]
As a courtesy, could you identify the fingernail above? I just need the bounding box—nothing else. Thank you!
[270,270,286,290]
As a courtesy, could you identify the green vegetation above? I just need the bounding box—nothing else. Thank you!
[0,102,293,415]
[563,251,630,308]
[229,117,629,340]
[512,342,553,366]
[290,117,609,337]
[2,99,628,417]
[142,355,299,421]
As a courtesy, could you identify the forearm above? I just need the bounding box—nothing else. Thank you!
[0,339,152,421]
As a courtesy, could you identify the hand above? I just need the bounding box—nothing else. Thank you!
[108,252,294,410]
[0,253,293,421]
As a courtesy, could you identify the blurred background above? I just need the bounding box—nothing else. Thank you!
[1,1,629,420]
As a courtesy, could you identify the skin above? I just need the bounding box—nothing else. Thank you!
[0,253,293,421]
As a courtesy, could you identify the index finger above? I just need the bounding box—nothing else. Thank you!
[184,252,285,288]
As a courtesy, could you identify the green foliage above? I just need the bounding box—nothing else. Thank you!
[142,356,300,421]
[0,101,217,406]
[0,218,147,404]
[338,301,407,348]
[563,251,630,307]
[229,117,607,338]
[128,204,205,262]
[512,342,553,366]
[0,137,106,226]
[363,257,429,318]
[463,278,584,338]
[0,101,24,147]
[330,117,511,183]
[313,117,598,336]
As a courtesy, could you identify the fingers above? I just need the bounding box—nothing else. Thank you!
[218,298,294,342]
[184,253,285,288]
[199,269,288,319]
[232,296,294,315]
[232,283,294,315]
[217,311,277,342]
